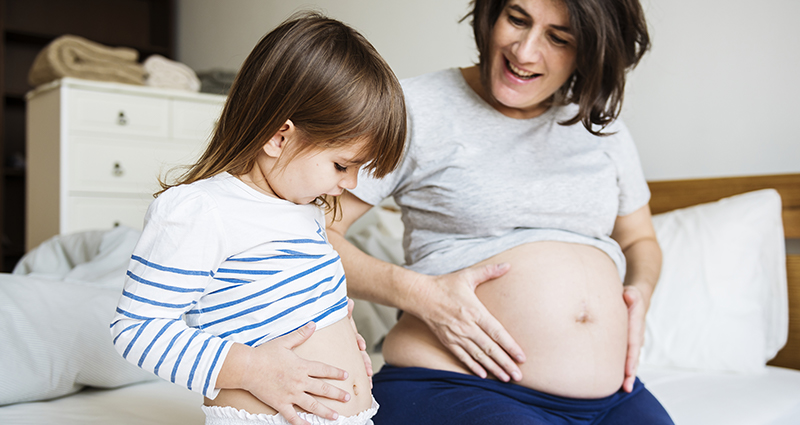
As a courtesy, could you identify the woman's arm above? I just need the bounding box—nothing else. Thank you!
[611,204,662,393]
[327,191,526,382]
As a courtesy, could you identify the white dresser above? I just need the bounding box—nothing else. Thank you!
[25,78,226,251]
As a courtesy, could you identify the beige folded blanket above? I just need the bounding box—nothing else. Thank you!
[28,35,145,87]
[143,54,201,92]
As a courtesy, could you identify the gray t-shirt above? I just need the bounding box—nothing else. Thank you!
[351,68,650,280]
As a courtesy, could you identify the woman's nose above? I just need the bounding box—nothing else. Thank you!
[514,32,544,64]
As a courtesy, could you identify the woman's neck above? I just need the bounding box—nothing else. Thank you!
[460,66,552,120]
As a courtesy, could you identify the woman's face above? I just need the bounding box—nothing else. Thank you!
[486,0,577,119]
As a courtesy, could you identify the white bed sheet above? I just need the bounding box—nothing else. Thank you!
[1,366,798,424]
[640,365,800,425]
[0,380,204,425]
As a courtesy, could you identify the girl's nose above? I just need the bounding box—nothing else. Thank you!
[341,168,358,190]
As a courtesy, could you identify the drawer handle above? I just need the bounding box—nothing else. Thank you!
[112,162,124,177]
[117,111,128,126]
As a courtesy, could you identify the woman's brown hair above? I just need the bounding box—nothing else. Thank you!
[467,0,649,135]
[159,12,407,215]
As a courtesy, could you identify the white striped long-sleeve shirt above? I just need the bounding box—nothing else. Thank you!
[110,173,349,399]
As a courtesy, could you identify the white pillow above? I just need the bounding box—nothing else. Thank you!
[641,189,788,373]
[12,225,141,287]
[0,227,155,406]
[0,277,157,405]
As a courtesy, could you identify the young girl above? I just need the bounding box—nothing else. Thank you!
[109,13,406,425]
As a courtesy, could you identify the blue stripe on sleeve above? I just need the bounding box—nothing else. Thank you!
[123,290,195,309]
[139,320,178,367]
[123,319,152,359]
[126,270,206,293]
[204,340,229,396]
[216,268,280,275]
[116,307,156,322]
[155,332,183,376]
[227,251,324,262]
[131,255,211,276]
[212,277,252,284]
[112,321,141,345]
[188,336,212,391]
[273,238,327,245]
[172,330,201,384]
[279,249,323,256]
[207,284,245,295]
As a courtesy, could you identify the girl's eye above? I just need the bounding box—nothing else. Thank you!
[334,163,347,172]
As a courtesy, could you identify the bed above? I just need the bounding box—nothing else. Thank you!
[1,173,798,424]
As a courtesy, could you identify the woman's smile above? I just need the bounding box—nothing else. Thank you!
[505,58,540,80]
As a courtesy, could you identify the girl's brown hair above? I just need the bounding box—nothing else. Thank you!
[467,0,649,135]
[160,12,406,214]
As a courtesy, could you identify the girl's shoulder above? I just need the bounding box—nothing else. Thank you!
[149,175,230,221]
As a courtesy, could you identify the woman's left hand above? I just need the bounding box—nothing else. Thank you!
[622,285,646,393]
[611,205,661,393]
[347,299,373,387]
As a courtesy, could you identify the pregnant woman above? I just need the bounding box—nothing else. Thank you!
[326,0,675,423]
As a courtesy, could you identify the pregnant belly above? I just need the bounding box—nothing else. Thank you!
[382,241,628,399]
[205,317,373,417]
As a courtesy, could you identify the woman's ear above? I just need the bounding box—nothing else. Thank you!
[263,119,296,158]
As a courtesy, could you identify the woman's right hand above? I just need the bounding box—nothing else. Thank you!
[326,193,524,382]
[240,322,351,425]
[410,262,526,382]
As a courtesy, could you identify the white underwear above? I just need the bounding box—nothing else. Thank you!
[202,397,378,425]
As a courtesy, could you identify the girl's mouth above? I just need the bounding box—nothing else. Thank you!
[506,59,541,80]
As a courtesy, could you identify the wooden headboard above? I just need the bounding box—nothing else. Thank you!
[648,173,800,371]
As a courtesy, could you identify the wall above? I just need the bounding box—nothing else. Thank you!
[176,0,800,181]
[175,0,475,82]
[623,0,800,180]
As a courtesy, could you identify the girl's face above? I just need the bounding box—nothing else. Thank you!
[268,139,368,205]
[486,0,577,119]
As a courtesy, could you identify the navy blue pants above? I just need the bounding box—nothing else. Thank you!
[372,365,674,425]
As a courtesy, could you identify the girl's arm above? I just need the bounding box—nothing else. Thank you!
[111,190,352,425]
[112,280,353,425]
[326,191,526,382]
[611,204,662,393]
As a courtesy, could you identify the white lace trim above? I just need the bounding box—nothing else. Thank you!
[203,397,378,425]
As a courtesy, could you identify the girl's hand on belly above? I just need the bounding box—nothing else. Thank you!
[240,322,352,425]
[411,262,526,382]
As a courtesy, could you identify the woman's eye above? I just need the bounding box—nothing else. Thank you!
[508,15,526,26]
[549,34,568,46]
[334,163,347,172]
